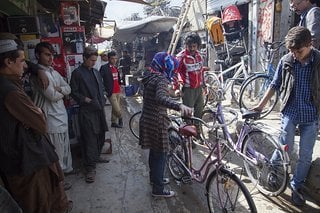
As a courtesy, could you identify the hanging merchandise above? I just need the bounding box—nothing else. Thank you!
[61,26,85,55]
[60,2,80,26]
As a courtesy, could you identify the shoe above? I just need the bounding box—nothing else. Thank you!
[102,139,112,154]
[152,189,175,198]
[96,157,110,163]
[63,182,72,191]
[118,118,123,127]
[85,171,96,183]
[150,178,170,185]
[111,123,123,128]
[291,187,306,206]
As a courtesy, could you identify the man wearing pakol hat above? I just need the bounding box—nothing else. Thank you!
[0,32,49,91]
[0,39,69,212]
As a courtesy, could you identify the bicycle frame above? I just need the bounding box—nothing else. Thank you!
[171,130,224,183]
[207,102,289,168]
[215,55,251,92]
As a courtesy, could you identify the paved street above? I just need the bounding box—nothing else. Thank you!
[66,94,320,212]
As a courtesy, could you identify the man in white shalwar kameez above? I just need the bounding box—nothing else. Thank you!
[31,42,73,175]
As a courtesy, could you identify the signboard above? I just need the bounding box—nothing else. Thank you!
[61,26,85,55]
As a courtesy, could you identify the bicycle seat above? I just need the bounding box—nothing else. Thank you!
[179,124,197,137]
[241,109,261,120]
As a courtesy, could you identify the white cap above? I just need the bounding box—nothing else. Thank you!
[0,39,18,54]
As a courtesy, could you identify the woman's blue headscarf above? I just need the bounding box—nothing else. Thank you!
[149,52,179,82]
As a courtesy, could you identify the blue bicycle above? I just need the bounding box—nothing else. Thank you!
[239,41,284,118]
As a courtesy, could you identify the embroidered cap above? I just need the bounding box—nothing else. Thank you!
[0,39,19,54]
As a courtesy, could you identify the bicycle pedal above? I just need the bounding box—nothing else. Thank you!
[182,176,192,184]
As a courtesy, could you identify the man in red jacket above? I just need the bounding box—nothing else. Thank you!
[175,32,209,139]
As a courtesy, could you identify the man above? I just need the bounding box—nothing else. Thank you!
[0,33,49,91]
[175,32,208,138]
[100,50,123,128]
[32,42,73,176]
[0,39,69,212]
[254,26,320,206]
[290,0,320,49]
[118,50,131,84]
[70,46,109,183]
[140,52,193,198]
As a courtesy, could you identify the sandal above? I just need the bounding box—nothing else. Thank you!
[85,171,96,183]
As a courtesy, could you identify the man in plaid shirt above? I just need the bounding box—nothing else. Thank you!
[254,26,320,206]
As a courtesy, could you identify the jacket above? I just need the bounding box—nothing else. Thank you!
[300,6,320,50]
[100,62,121,97]
[139,72,180,152]
[175,49,205,89]
[70,65,108,133]
[279,49,320,113]
[0,75,58,175]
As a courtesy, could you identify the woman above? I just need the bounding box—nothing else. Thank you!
[139,52,193,198]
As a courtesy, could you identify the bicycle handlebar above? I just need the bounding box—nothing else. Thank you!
[263,41,285,53]
[182,108,238,129]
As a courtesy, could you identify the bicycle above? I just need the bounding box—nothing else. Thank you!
[129,110,183,140]
[200,87,290,197]
[167,116,257,212]
[204,53,251,106]
[238,41,284,118]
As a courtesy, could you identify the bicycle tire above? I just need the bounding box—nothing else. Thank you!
[230,74,244,106]
[200,109,228,153]
[239,75,278,118]
[206,167,257,213]
[241,130,289,196]
[167,127,189,180]
[129,111,141,140]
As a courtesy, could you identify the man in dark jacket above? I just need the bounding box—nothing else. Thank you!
[100,50,123,128]
[290,0,320,49]
[70,46,109,183]
[254,26,320,206]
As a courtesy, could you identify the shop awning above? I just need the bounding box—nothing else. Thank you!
[113,16,177,42]
[114,0,150,5]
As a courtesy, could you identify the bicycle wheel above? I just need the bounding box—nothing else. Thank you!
[242,130,289,196]
[239,75,278,118]
[200,110,228,153]
[167,127,189,180]
[129,111,141,140]
[206,167,257,212]
[230,72,247,106]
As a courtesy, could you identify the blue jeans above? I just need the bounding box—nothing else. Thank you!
[279,115,318,190]
[149,149,167,193]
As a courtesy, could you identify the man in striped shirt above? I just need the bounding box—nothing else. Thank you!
[254,26,320,206]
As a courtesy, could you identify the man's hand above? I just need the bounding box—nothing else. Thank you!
[180,104,193,117]
[54,86,62,93]
[37,69,49,89]
[84,97,92,103]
